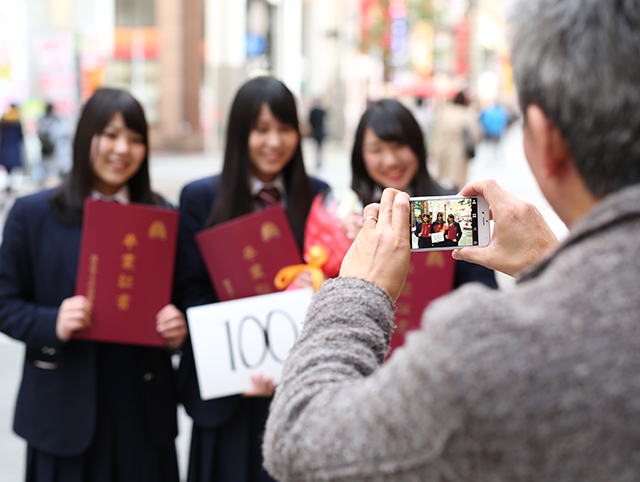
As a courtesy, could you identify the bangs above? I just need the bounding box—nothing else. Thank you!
[263,83,299,128]
[367,110,408,144]
[116,96,148,139]
[237,77,299,131]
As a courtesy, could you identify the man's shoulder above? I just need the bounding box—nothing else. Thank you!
[417,280,562,368]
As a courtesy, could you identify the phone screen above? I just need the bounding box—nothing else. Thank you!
[410,197,481,250]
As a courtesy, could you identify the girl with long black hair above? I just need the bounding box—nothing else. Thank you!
[350,98,497,289]
[0,88,186,482]
[174,76,329,482]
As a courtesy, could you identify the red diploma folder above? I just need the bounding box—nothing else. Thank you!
[74,199,179,347]
[196,204,303,301]
[390,251,456,353]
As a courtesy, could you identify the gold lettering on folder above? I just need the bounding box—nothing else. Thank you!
[243,245,258,261]
[122,233,139,250]
[255,283,271,295]
[249,263,266,281]
[425,252,445,269]
[148,220,167,240]
[222,278,235,298]
[260,222,281,243]
[117,274,134,290]
[121,253,136,270]
[401,282,413,297]
[87,254,99,303]
[397,302,411,316]
[117,293,132,311]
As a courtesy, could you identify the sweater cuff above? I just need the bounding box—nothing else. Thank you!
[313,277,396,340]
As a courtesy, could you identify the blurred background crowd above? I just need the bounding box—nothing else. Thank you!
[0,0,516,191]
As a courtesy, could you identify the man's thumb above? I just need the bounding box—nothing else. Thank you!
[452,247,483,266]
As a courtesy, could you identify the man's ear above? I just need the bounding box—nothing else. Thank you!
[525,105,572,178]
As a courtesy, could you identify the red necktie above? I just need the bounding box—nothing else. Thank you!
[257,187,282,207]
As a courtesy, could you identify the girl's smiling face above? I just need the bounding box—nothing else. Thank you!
[90,111,146,195]
[361,126,419,191]
[248,103,299,183]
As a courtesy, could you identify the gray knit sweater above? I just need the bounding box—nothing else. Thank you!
[263,184,640,481]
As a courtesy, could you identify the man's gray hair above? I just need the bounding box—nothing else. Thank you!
[507,0,640,196]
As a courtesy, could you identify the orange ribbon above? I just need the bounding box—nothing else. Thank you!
[274,245,328,292]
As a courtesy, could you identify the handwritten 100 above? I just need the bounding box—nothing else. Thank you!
[224,310,299,371]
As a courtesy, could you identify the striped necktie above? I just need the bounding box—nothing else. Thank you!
[257,187,282,207]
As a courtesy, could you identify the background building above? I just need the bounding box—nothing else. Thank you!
[0,0,513,158]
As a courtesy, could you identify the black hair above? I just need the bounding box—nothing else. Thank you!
[453,91,468,106]
[50,88,162,225]
[205,76,312,248]
[351,98,443,205]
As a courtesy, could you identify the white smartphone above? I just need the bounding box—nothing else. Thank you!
[409,195,491,251]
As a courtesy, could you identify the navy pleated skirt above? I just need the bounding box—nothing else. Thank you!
[187,397,275,482]
[25,343,179,482]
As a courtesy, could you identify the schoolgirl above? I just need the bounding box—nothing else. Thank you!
[173,76,329,482]
[350,98,497,288]
[0,88,186,482]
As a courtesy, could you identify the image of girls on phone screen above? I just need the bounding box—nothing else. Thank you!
[0,88,187,482]
[173,76,329,482]
[445,213,463,247]
[350,98,497,289]
[415,212,432,248]
[430,211,448,247]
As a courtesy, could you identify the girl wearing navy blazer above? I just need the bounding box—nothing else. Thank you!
[173,76,329,482]
[0,88,187,482]
[350,98,498,289]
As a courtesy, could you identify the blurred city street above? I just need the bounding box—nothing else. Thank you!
[0,126,567,482]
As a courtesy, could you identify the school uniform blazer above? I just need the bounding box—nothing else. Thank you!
[174,174,329,428]
[0,189,178,456]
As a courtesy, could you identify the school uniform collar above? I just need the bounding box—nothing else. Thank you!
[250,174,286,199]
[90,185,130,205]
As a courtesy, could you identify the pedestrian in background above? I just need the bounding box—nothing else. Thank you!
[349,98,496,289]
[0,104,25,193]
[173,76,329,482]
[411,96,434,142]
[308,99,326,168]
[430,90,480,191]
[480,101,509,142]
[37,103,71,186]
[0,88,186,482]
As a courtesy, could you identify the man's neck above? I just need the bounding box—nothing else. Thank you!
[551,172,599,229]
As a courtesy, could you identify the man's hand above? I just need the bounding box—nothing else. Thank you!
[339,188,411,301]
[56,295,92,343]
[453,179,559,277]
[156,304,188,350]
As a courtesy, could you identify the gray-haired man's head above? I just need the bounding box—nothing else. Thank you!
[507,0,640,197]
